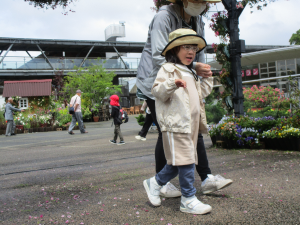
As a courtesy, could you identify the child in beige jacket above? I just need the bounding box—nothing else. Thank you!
[143,28,213,214]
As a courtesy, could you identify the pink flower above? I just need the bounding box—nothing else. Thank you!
[40,215,43,219]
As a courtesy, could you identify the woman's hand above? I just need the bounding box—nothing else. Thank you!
[195,62,213,78]
[175,79,187,88]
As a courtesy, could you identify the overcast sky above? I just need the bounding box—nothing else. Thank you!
[0,0,299,57]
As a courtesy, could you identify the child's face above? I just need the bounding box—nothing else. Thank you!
[176,45,198,66]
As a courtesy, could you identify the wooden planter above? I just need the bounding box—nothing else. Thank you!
[38,127,45,132]
[16,125,24,133]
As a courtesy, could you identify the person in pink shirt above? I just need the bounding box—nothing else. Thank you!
[68,90,88,135]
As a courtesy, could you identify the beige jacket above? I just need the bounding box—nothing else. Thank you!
[152,63,213,134]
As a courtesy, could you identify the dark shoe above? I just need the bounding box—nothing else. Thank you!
[68,131,75,135]
[109,140,116,144]
[11,133,16,136]
[117,141,125,145]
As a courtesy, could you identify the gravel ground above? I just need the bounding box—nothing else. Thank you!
[0,115,300,225]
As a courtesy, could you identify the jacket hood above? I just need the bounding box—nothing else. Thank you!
[110,95,120,106]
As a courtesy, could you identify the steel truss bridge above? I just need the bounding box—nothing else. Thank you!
[0,37,290,84]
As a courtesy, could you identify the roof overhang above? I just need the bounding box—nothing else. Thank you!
[3,79,52,97]
[209,45,300,70]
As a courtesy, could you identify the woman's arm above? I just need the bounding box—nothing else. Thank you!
[200,77,214,98]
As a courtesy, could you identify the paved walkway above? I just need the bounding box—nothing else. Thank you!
[0,115,300,224]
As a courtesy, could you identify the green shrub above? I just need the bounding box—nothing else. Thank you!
[135,114,145,126]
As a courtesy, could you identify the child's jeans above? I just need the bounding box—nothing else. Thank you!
[155,164,196,197]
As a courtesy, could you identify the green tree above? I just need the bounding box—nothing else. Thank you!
[63,59,122,108]
[289,29,300,45]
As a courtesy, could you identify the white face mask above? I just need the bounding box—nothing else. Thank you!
[183,2,207,16]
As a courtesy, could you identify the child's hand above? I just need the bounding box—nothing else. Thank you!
[175,79,187,88]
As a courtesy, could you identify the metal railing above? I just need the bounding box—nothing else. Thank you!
[0,56,215,71]
[0,57,141,70]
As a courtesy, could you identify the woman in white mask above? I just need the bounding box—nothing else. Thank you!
[136,0,233,201]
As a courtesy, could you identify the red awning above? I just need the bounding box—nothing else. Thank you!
[3,79,52,97]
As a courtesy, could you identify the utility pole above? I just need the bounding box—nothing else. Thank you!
[222,0,246,117]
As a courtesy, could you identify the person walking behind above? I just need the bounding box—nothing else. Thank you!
[137,0,232,196]
[68,90,88,135]
[5,97,24,137]
[135,101,153,141]
[109,95,125,145]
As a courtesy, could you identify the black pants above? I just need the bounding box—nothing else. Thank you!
[146,97,211,181]
[138,113,153,138]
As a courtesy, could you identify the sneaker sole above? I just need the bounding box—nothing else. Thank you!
[117,143,125,145]
[135,136,142,140]
[180,205,212,215]
[159,192,181,198]
[109,140,116,144]
[202,180,233,194]
[143,180,161,207]
[216,179,233,191]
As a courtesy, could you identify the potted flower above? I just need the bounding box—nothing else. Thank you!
[91,104,100,122]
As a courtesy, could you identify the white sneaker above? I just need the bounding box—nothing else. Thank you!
[143,177,162,206]
[135,135,142,140]
[159,182,182,198]
[141,137,147,141]
[180,195,212,215]
[201,174,233,194]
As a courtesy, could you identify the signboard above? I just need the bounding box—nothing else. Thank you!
[253,68,259,75]
[241,70,244,77]
[246,69,252,76]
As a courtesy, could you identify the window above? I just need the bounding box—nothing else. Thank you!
[19,98,28,109]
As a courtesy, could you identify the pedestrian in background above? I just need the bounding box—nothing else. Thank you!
[5,97,24,137]
[68,90,88,135]
[109,95,125,145]
[135,101,153,141]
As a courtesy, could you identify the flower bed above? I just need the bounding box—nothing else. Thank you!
[209,115,300,151]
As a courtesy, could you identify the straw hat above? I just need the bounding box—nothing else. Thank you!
[167,0,221,3]
[161,28,206,56]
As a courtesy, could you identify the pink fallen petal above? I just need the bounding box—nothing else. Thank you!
[61,215,65,217]
[65,220,69,224]
[244,211,247,213]
[161,218,164,221]
[34,217,38,219]
[145,210,149,212]
[67,215,71,218]
[100,209,104,212]
[80,223,84,225]
[114,197,117,199]
[136,211,139,215]
[86,213,90,215]
[40,215,43,219]
[28,216,32,219]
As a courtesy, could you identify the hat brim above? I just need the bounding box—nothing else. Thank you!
[167,0,221,3]
[161,34,207,56]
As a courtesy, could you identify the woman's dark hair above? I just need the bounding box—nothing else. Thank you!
[165,45,195,69]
